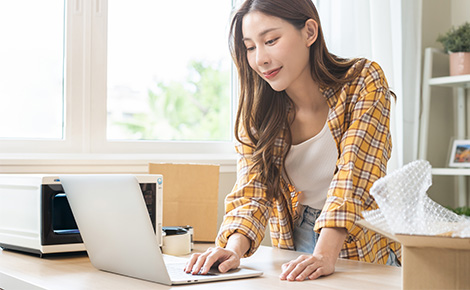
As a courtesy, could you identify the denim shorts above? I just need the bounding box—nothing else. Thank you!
[386,249,401,267]
[293,204,401,267]
[293,204,321,253]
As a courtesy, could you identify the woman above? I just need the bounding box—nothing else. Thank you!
[185,0,401,281]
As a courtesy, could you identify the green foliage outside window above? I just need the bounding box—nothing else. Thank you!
[114,60,231,141]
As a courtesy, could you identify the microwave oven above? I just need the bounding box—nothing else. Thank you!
[0,174,163,256]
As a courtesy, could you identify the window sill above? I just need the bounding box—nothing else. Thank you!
[0,153,238,174]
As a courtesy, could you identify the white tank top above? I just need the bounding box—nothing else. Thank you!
[284,120,337,210]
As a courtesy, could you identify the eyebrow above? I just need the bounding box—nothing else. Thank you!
[242,27,281,41]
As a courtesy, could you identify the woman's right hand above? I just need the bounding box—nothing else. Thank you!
[184,233,250,275]
[184,246,241,275]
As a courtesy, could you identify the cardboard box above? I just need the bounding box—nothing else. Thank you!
[358,220,470,289]
[148,163,219,242]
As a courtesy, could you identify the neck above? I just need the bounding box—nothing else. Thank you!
[286,79,326,112]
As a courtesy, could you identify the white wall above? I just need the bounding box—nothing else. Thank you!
[451,0,470,27]
[420,0,470,207]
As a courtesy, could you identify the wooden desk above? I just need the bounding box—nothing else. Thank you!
[0,244,401,290]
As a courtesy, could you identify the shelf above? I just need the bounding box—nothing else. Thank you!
[420,48,470,207]
[429,74,470,88]
[432,167,470,176]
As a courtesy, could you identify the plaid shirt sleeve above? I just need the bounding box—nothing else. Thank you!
[215,133,273,257]
[313,61,399,262]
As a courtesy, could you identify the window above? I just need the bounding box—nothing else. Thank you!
[107,1,232,142]
[0,0,235,155]
[0,1,65,140]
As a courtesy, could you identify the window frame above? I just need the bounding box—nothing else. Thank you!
[0,0,237,156]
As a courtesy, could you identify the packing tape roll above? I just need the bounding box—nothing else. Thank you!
[162,232,191,256]
[182,225,194,250]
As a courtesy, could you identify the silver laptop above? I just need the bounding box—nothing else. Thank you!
[59,174,262,285]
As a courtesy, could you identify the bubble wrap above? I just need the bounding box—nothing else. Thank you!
[362,160,470,238]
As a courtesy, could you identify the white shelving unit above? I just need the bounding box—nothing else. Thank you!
[419,47,470,206]
[431,168,470,176]
[429,75,470,88]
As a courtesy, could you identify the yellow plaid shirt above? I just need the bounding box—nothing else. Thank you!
[216,60,401,264]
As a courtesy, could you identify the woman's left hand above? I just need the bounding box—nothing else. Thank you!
[279,227,347,281]
[279,252,336,281]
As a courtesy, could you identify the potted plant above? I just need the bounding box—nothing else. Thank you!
[437,22,470,76]
[447,206,470,217]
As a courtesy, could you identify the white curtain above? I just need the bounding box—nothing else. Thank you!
[314,0,422,171]
[401,0,423,165]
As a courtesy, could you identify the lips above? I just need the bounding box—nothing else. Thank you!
[263,67,282,79]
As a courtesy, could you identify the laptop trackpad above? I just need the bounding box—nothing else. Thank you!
[166,263,260,284]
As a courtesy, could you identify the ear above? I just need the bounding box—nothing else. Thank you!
[304,19,318,47]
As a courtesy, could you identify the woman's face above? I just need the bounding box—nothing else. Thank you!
[242,11,314,92]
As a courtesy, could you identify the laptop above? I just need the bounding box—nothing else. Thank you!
[58,174,263,285]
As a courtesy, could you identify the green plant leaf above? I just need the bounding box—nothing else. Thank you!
[437,22,470,53]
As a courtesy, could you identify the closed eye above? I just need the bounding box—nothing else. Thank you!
[265,37,279,45]
[243,41,255,52]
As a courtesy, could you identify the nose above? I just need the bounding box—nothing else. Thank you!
[256,46,270,66]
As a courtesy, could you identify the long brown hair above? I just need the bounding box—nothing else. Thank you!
[230,0,365,200]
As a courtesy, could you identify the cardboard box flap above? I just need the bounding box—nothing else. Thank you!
[395,233,470,250]
[358,219,470,250]
[149,163,220,242]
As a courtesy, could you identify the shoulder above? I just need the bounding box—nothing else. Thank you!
[345,59,386,80]
[325,60,389,97]
[332,59,392,114]
[354,60,388,89]
[357,59,384,74]
[338,59,390,101]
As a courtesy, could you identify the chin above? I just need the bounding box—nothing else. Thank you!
[270,86,285,92]
[266,81,287,92]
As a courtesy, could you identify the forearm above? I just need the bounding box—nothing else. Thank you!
[225,233,251,258]
[313,227,347,260]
